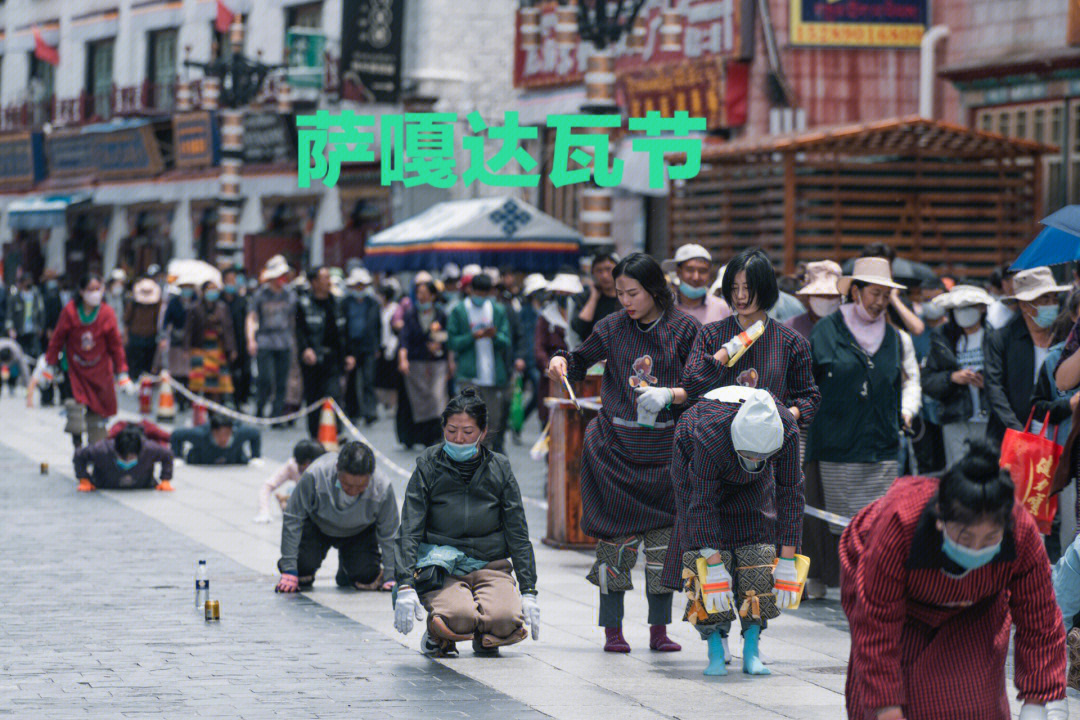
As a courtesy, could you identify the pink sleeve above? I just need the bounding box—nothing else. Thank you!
[258,459,299,515]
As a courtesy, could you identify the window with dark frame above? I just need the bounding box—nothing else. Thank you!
[29,52,54,127]
[86,38,115,120]
[147,28,178,111]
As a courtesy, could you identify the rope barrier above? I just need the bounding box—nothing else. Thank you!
[156,372,850,525]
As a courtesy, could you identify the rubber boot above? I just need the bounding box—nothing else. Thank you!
[704,632,728,676]
[742,625,771,676]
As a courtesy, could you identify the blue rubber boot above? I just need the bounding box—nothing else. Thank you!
[742,625,771,676]
[704,631,728,676]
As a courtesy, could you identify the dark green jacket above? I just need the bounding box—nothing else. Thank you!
[446,299,512,387]
[806,311,901,464]
[395,444,537,594]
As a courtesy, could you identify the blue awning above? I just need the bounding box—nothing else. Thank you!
[8,192,92,230]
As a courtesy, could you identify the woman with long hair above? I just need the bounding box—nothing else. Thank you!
[547,252,700,653]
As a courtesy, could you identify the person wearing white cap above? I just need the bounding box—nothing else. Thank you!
[663,386,803,677]
[984,265,1071,445]
[807,256,907,529]
[662,244,731,325]
[923,285,996,467]
[247,255,296,419]
[124,278,163,381]
[787,260,843,339]
[516,274,548,429]
[343,267,381,424]
[683,247,821,436]
[535,273,581,426]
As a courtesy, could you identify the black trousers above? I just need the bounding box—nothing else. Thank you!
[280,519,382,586]
[126,334,157,380]
[344,351,377,422]
[302,360,342,438]
[255,349,291,419]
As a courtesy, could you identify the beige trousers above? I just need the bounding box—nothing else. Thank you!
[421,559,526,648]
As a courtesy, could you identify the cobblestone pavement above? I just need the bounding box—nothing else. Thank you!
[0,441,545,720]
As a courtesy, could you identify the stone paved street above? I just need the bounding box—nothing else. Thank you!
[2,398,1079,719]
[0,440,543,720]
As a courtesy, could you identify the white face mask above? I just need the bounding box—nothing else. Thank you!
[953,306,982,329]
[82,290,104,307]
[808,297,840,318]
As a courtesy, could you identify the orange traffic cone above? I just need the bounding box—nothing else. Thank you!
[317,399,339,450]
[156,373,176,421]
[192,401,209,427]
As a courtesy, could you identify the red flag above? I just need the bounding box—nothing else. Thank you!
[33,27,59,67]
[215,0,235,34]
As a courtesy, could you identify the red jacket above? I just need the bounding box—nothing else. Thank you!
[45,301,127,418]
[840,475,1066,719]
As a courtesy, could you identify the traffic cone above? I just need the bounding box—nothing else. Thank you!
[156,373,177,421]
[317,399,339,450]
[138,377,154,416]
[192,400,209,427]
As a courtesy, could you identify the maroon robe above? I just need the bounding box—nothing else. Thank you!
[46,300,127,418]
[840,476,1066,720]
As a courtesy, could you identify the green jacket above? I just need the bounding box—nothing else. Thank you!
[446,299,511,387]
[395,444,537,594]
[806,311,901,464]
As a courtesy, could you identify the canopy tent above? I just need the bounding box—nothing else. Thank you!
[364,196,581,273]
[7,192,92,230]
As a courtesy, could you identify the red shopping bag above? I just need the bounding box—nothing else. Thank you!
[999,410,1062,535]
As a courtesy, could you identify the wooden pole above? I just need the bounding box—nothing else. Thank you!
[783,152,796,275]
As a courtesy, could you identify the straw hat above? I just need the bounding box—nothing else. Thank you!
[836,257,905,296]
[260,255,291,282]
[548,273,584,295]
[937,284,994,311]
[522,273,548,297]
[133,278,162,305]
[661,244,712,273]
[1006,266,1072,302]
[796,260,842,296]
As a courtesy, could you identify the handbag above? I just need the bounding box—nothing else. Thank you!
[1000,409,1062,535]
[412,565,446,596]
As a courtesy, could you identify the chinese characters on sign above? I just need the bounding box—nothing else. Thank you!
[788,0,927,48]
[296,111,705,190]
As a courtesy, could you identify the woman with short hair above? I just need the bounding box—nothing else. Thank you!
[547,252,700,653]
[841,440,1067,720]
[394,387,539,657]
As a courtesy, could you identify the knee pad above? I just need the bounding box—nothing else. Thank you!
[587,536,640,593]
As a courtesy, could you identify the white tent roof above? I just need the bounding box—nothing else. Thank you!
[368,196,580,247]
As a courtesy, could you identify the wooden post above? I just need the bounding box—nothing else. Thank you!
[783,152,796,275]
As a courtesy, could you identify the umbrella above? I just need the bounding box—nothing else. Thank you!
[168,259,222,287]
[364,196,582,274]
[840,256,936,286]
[1011,205,1080,271]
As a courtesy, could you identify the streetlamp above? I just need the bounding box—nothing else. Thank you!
[182,16,284,267]
[573,0,648,251]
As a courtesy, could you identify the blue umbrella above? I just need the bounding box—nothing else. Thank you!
[1011,205,1080,270]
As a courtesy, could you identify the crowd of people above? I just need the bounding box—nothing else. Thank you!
[13,239,1080,719]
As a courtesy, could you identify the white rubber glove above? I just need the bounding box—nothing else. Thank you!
[773,557,800,609]
[521,593,540,641]
[252,512,271,524]
[117,373,137,396]
[635,386,673,414]
[394,586,424,635]
[701,561,735,614]
[720,320,765,366]
[1047,699,1069,720]
[1019,704,1049,720]
[249,458,266,468]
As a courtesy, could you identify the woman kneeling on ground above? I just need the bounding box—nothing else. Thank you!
[393,387,539,657]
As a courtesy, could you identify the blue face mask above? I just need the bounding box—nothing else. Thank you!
[469,296,487,308]
[680,283,708,300]
[941,528,1001,571]
[223,285,237,295]
[182,288,195,299]
[204,290,220,303]
[116,457,138,471]
[444,440,479,462]
[1031,304,1060,328]
[416,301,433,312]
